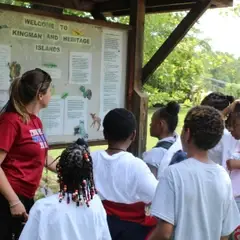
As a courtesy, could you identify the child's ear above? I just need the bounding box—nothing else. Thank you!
[130,130,136,141]
[186,128,191,143]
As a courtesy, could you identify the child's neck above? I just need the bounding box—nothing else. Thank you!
[187,148,209,163]
[158,132,174,141]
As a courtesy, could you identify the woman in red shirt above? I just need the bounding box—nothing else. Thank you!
[0,68,56,240]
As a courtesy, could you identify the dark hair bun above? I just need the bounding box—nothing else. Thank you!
[226,95,234,104]
[166,101,180,116]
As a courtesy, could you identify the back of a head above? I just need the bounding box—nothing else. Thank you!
[183,106,224,150]
[57,138,96,207]
[1,68,52,122]
[158,101,180,133]
[103,108,137,141]
[227,102,240,133]
[201,92,234,111]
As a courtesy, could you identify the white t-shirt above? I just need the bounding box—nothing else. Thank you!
[92,150,158,204]
[208,128,238,165]
[19,194,111,240]
[143,136,182,179]
[151,158,240,240]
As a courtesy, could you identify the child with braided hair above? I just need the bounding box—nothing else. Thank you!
[19,138,111,240]
[149,106,240,240]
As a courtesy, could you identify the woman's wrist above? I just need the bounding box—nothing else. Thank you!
[8,196,20,206]
[9,200,21,208]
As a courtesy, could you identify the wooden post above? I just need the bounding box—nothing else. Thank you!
[142,0,212,84]
[126,0,148,157]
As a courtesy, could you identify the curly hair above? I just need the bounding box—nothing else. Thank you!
[184,106,224,150]
[56,139,96,207]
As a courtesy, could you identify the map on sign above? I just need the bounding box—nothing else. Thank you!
[0,8,128,145]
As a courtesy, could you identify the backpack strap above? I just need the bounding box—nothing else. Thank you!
[169,150,187,166]
[154,141,173,150]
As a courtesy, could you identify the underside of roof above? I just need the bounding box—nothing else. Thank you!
[21,0,233,16]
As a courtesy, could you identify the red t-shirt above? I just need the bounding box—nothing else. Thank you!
[0,112,48,198]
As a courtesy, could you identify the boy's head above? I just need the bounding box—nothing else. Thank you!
[228,103,240,140]
[56,138,96,207]
[150,101,180,138]
[201,92,234,111]
[103,108,136,145]
[181,106,224,152]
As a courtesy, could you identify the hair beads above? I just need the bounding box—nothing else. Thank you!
[56,139,96,207]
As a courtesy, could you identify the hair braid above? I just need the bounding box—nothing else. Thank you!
[56,139,96,207]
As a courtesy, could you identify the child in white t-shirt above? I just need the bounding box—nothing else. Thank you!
[19,139,111,240]
[92,108,158,240]
[143,102,182,179]
[149,106,240,240]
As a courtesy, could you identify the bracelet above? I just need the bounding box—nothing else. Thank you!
[9,200,21,208]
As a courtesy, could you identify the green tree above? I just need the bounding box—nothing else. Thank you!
[141,13,210,106]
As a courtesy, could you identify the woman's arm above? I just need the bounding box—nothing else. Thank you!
[220,237,229,240]
[226,159,240,171]
[0,150,28,220]
[45,155,58,173]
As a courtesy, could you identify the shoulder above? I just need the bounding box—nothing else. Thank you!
[88,195,106,216]
[143,147,166,165]
[31,194,57,211]
[214,164,231,181]
[91,150,104,164]
[0,112,21,124]
[162,158,193,180]
[0,112,22,131]
[91,150,102,158]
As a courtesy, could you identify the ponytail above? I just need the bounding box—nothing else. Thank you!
[9,77,30,123]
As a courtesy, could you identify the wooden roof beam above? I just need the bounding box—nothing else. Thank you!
[27,0,94,12]
[212,0,232,7]
[110,4,196,16]
[142,0,212,85]
[96,0,196,13]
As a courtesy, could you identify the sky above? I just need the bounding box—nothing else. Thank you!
[198,0,240,57]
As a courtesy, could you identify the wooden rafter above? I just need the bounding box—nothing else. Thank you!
[142,0,213,84]
[96,0,195,13]
[17,0,233,15]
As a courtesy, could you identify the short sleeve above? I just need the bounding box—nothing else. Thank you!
[0,119,17,152]
[143,148,165,168]
[151,168,175,225]
[221,189,240,236]
[136,161,158,203]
